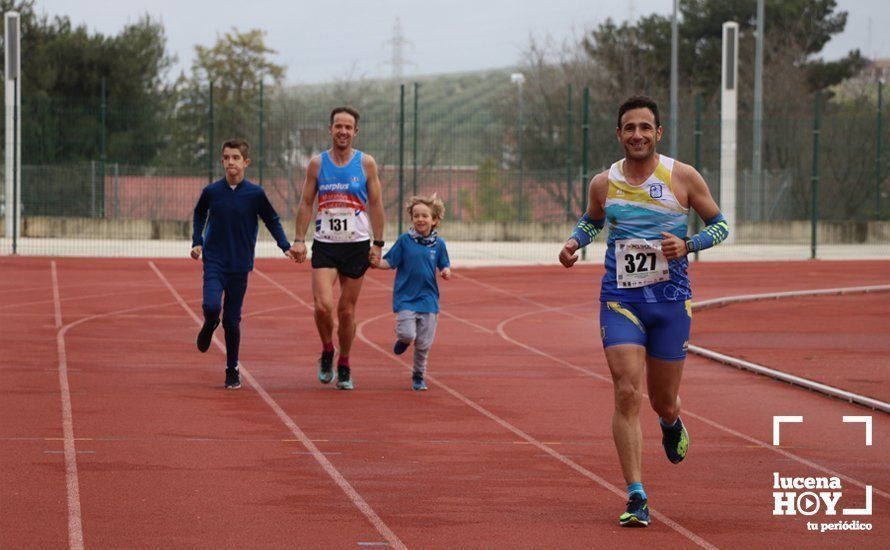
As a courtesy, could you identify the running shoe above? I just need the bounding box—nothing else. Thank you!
[393,340,410,355]
[317,351,334,384]
[335,365,353,390]
[619,493,649,527]
[196,319,220,352]
[411,373,427,391]
[224,367,241,390]
[661,417,689,464]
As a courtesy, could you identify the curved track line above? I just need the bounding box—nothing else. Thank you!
[160,265,405,550]
[689,285,890,413]
[352,312,716,549]
[51,261,84,550]
[264,271,715,548]
[458,273,890,500]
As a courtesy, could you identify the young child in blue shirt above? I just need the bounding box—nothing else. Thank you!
[372,194,451,391]
[191,138,294,389]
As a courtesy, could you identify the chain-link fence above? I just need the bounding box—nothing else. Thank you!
[2,82,888,258]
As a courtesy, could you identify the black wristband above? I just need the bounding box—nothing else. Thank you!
[293,239,305,244]
[372,240,385,247]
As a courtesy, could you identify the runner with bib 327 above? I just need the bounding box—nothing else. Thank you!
[558,96,729,528]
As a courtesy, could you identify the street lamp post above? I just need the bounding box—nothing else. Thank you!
[511,72,525,220]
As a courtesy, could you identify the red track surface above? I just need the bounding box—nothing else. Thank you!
[1,257,888,549]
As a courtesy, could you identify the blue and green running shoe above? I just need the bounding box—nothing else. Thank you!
[619,493,649,527]
[661,417,689,464]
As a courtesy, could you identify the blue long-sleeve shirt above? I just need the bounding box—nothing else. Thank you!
[192,178,290,272]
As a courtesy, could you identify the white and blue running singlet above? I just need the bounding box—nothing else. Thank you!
[601,155,691,303]
[314,150,371,243]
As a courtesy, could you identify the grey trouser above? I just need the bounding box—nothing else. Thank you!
[395,310,439,374]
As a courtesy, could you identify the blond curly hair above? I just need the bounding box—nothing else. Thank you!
[406,193,446,227]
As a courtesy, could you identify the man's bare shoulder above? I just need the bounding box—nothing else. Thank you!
[590,169,610,191]
[671,160,706,189]
[361,152,378,167]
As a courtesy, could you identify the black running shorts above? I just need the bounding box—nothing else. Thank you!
[311,240,371,279]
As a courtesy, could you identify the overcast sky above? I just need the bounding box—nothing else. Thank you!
[37,0,890,85]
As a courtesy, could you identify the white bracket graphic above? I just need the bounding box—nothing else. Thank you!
[772,416,803,446]
[842,416,872,446]
[843,485,873,515]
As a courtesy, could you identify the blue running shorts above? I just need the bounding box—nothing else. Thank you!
[599,300,692,361]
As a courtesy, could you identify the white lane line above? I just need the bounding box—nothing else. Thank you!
[457,272,890,499]
[261,271,716,549]
[51,261,85,550]
[154,263,405,550]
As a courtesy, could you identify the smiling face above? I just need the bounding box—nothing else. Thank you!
[410,203,437,236]
[616,107,663,161]
[221,147,250,184]
[329,112,358,151]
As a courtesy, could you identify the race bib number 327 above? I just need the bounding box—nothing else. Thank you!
[615,238,670,288]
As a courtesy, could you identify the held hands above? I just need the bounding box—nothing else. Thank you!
[190,245,202,260]
[441,267,452,280]
[660,232,688,260]
[369,244,382,267]
[289,241,308,263]
[558,239,580,268]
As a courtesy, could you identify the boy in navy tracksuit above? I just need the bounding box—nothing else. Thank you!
[191,139,294,389]
[372,194,451,391]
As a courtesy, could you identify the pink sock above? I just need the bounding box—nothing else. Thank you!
[323,342,334,353]
[337,355,350,367]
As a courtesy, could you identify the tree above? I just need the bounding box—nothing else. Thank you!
[169,28,285,169]
[0,1,173,164]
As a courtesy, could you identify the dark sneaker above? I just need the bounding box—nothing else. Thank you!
[224,367,241,390]
[393,340,410,355]
[317,351,335,384]
[661,417,689,464]
[335,365,353,390]
[411,373,427,391]
[619,493,649,527]
[196,319,220,352]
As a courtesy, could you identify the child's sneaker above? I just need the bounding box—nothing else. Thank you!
[411,373,427,391]
[335,365,353,390]
[224,367,241,390]
[393,340,410,355]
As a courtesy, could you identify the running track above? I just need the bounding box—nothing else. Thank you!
[1,257,887,548]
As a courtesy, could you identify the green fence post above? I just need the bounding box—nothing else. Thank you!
[810,92,821,260]
[98,77,107,218]
[565,84,573,220]
[693,93,702,262]
[399,84,405,232]
[208,81,214,183]
[259,80,264,185]
[413,81,419,196]
[877,80,883,219]
[581,86,589,261]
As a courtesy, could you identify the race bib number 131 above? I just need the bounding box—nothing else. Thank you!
[316,208,358,242]
[615,238,670,288]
